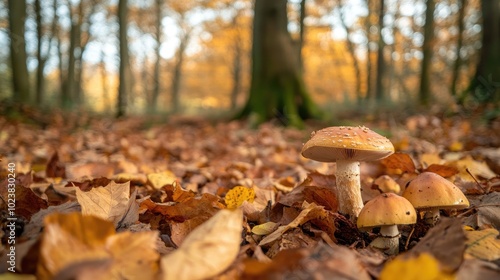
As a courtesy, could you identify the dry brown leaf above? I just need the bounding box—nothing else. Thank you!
[380,153,417,174]
[37,212,159,280]
[407,218,466,273]
[464,192,500,230]
[423,164,459,178]
[147,170,178,189]
[464,228,500,261]
[259,202,329,246]
[449,155,497,181]
[160,209,243,280]
[0,174,48,220]
[76,181,138,227]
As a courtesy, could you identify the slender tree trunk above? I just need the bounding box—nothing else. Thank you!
[117,0,130,117]
[62,21,79,109]
[99,49,110,112]
[338,0,361,100]
[238,0,320,128]
[450,0,466,98]
[171,33,189,113]
[230,40,242,110]
[35,0,45,104]
[8,0,30,103]
[151,0,162,113]
[297,0,306,72]
[363,0,374,103]
[466,0,500,105]
[375,0,386,103]
[418,0,436,105]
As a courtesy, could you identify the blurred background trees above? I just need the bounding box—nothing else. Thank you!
[0,0,498,124]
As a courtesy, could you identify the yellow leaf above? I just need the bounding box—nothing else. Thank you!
[252,222,277,235]
[448,141,463,152]
[224,186,255,210]
[464,228,500,261]
[147,170,178,189]
[380,253,455,280]
[161,209,243,280]
[449,155,496,181]
[0,274,36,280]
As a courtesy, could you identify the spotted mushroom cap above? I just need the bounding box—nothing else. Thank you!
[301,126,395,162]
[402,172,470,210]
[357,193,416,230]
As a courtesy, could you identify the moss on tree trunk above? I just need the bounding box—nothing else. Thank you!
[237,0,320,128]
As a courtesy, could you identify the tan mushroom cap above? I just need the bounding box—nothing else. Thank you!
[357,193,416,230]
[402,172,470,210]
[301,126,395,162]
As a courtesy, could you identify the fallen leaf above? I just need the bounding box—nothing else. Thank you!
[450,155,497,181]
[252,222,277,235]
[380,153,417,174]
[37,212,159,280]
[147,170,178,189]
[423,164,459,178]
[407,218,466,273]
[0,174,48,220]
[380,253,455,280]
[456,258,500,280]
[464,228,500,261]
[161,209,243,280]
[22,201,81,238]
[76,181,139,227]
[259,202,330,246]
[225,186,255,209]
[279,185,338,211]
[464,192,500,230]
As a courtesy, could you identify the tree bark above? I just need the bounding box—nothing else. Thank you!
[338,0,362,101]
[171,32,189,113]
[238,0,320,128]
[466,0,500,105]
[450,0,466,98]
[151,0,163,113]
[375,0,386,102]
[418,0,436,106]
[363,0,374,102]
[8,0,30,103]
[117,0,130,117]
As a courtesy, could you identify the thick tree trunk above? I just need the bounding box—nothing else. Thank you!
[117,0,130,117]
[8,0,30,103]
[418,0,436,106]
[238,0,320,128]
[466,0,500,105]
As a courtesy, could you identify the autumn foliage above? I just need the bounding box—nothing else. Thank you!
[1,111,500,279]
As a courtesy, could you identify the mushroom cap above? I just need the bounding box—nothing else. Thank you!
[357,193,416,230]
[402,172,470,210]
[374,175,401,194]
[301,126,394,162]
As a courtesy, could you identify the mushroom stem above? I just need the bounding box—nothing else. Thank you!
[423,209,440,225]
[335,159,363,220]
[369,224,400,255]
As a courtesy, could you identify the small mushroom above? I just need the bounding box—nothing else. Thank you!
[357,193,416,255]
[301,126,394,221]
[402,172,469,225]
[374,175,401,194]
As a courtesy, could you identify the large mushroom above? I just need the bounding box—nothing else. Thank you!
[402,172,469,225]
[357,193,416,255]
[301,126,394,220]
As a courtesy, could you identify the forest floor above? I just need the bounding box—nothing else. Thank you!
[1,105,500,279]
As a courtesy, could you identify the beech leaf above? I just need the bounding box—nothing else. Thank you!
[76,181,138,227]
[161,209,243,280]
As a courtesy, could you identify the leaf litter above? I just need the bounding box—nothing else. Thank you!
[1,113,500,278]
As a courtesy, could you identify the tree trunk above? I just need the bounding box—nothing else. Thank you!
[8,0,30,103]
[363,0,374,103]
[35,0,45,105]
[450,0,466,98]
[466,0,500,105]
[151,0,162,113]
[338,0,362,101]
[99,49,111,112]
[238,0,320,128]
[297,0,306,72]
[375,0,386,103]
[171,33,189,113]
[418,0,436,106]
[117,0,130,117]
